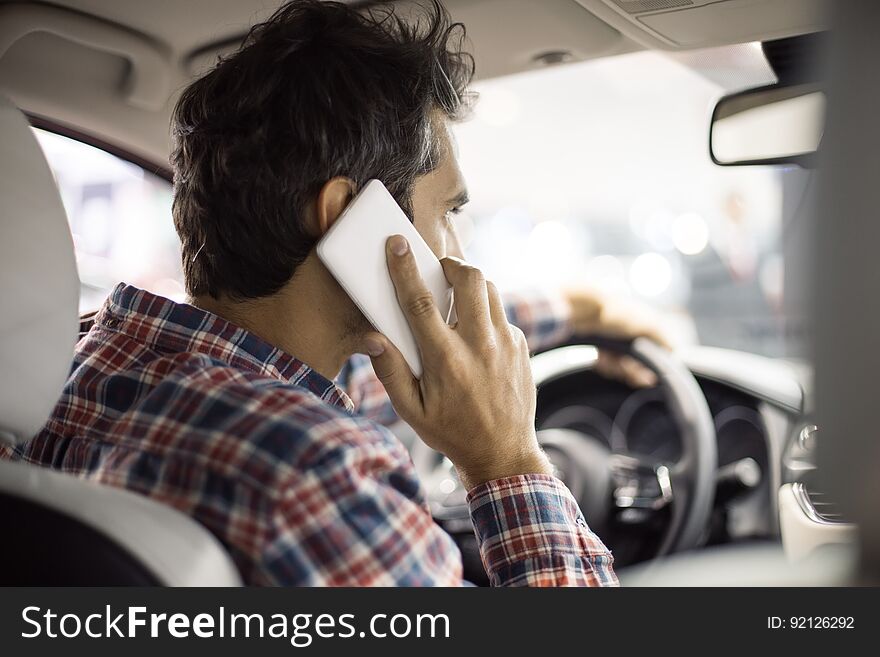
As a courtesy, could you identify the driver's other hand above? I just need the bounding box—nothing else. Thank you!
[364,235,552,492]
[563,286,673,388]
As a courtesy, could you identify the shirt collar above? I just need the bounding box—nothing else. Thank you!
[96,283,354,413]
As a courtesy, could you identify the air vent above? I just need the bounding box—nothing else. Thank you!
[793,482,851,524]
[609,0,693,14]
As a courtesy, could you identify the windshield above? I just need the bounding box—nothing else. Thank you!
[452,46,807,359]
[37,44,808,359]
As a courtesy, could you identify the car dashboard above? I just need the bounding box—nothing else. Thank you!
[537,365,778,543]
[536,345,815,556]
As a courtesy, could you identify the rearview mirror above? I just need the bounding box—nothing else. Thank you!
[710,83,825,167]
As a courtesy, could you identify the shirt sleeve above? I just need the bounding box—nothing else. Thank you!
[257,410,616,587]
[337,289,574,425]
[467,474,618,587]
[500,288,574,353]
[258,414,465,586]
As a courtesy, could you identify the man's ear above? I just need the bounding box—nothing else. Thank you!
[310,177,356,237]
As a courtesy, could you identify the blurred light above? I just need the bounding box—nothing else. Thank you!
[79,197,113,253]
[527,187,571,222]
[672,212,709,255]
[586,254,631,297]
[34,128,142,186]
[528,220,572,253]
[490,206,532,235]
[527,221,576,283]
[587,254,626,280]
[645,209,675,251]
[630,252,672,297]
[474,87,521,127]
[438,478,457,495]
[628,200,656,238]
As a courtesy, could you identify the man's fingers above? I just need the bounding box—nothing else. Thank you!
[644,326,673,350]
[440,257,492,339]
[486,280,508,328]
[598,300,673,350]
[596,351,658,388]
[386,235,449,355]
[363,333,421,417]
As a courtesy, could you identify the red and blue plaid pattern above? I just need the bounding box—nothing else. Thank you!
[2,283,616,586]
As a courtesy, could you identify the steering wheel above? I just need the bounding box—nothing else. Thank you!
[418,336,717,562]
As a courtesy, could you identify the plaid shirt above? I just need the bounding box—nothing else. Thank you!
[2,284,617,587]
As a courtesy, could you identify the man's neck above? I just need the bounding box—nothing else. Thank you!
[190,256,355,381]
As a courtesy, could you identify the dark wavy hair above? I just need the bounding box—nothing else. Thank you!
[170,0,474,300]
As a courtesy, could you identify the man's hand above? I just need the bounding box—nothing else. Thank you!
[563,287,672,388]
[363,235,552,491]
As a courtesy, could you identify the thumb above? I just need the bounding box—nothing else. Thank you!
[362,332,421,418]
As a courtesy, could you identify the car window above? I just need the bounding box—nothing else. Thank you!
[33,128,182,313]
[452,47,805,359]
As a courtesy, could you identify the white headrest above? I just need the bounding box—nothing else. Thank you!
[0,93,79,445]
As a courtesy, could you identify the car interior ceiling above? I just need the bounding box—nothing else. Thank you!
[0,0,830,166]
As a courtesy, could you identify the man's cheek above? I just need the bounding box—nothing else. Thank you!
[446,224,465,260]
[417,225,446,259]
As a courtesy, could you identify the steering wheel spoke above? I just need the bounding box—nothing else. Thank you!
[609,454,674,523]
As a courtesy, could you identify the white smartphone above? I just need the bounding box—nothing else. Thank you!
[316,179,454,378]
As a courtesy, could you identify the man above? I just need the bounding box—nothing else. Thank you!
[2,0,664,585]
